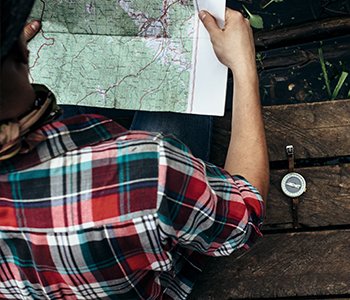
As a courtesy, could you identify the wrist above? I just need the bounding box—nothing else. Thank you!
[232,70,259,87]
[230,60,258,80]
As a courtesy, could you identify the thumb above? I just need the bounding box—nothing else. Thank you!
[23,20,41,43]
[199,11,221,36]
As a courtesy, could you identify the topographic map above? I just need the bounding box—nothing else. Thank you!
[29,0,227,115]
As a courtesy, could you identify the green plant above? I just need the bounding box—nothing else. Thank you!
[256,52,266,67]
[332,71,348,100]
[318,48,349,100]
[262,0,284,9]
[242,5,264,29]
[318,48,332,97]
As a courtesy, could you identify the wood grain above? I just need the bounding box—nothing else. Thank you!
[257,37,350,72]
[265,164,350,229]
[264,100,350,161]
[210,100,350,164]
[254,17,350,50]
[189,230,350,299]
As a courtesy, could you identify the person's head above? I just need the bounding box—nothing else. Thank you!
[0,0,36,121]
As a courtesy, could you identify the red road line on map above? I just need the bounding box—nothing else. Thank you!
[30,29,55,69]
[138,66,170,110]
[130,0,183,38]
[76,1,191,107]
[29,0,56,81]
[29,28,55,82]
[76,37,167,106]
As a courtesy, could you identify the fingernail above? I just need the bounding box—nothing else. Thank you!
[199,11,206,21]
[30,20,40,31]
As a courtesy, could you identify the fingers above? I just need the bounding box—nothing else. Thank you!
[198,7,256,71]
[23,20,41,43]
[198,11,221,37]
[225,9,250,28]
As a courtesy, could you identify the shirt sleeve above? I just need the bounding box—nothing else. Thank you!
[157,135,265,257]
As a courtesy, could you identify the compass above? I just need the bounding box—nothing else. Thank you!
[281,172,306,198]
[281,145,307,229]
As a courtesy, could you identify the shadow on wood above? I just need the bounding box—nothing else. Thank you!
[189,230,350,299]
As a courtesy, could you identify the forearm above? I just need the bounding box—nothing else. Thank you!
[198,9,269,200]
[224,70,269,200]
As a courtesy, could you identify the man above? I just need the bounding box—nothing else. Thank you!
[0,0,269,299]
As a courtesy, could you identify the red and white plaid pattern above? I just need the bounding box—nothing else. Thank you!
[0,114,264,299]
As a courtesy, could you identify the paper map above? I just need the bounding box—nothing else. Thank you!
[29,0,227,115]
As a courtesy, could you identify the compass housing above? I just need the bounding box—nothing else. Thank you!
[281,172,306,198]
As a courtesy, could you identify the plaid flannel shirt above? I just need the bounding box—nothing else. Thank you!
[0,114,264,299]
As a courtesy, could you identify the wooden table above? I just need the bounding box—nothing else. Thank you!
[190,3,350,297]
[189,100,350,299]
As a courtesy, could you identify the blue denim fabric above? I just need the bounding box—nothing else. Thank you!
[131,111,212,161]
[58,105,135,119]
[59,105,212,161]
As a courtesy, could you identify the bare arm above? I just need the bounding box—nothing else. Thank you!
[200,9,269,200]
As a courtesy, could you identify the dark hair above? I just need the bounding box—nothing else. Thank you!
[0,0,35,62]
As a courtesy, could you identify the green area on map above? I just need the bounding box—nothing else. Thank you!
[29,0,196,112]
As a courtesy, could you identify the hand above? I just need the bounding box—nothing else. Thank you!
[12,21,41,66]
[23,20,41,43]
[199,9,256,78]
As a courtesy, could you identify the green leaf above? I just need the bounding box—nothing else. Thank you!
[318,48,331,97]
[262,0,284,9]
[242,5,264,29]
[331,71,348,100]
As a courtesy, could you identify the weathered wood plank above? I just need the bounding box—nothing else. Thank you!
[189,230,350,299]
[254,17,350,50]
[257,36,350,72]
[227,0,350,33]
[210,100,350,164]
[264,100,350,161]
[209,145,350,229]
[265,164,350,229]
[256,36,350,106]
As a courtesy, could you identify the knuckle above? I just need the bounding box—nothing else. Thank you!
[229,9,245,20]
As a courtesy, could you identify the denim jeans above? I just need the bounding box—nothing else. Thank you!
[59,105,212,161]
